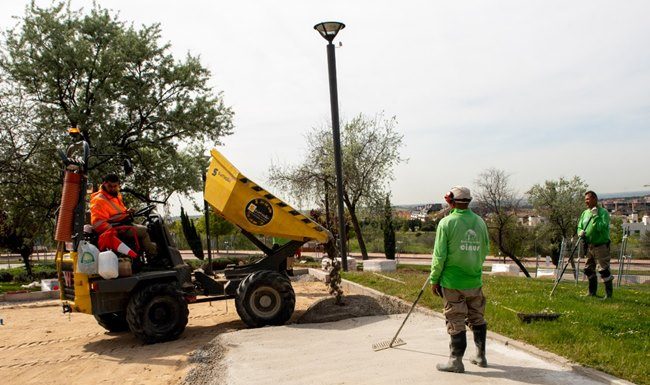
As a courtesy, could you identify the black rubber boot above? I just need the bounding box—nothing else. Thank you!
[602,280,613,300]
[470,324,488,367]
[587,276,598,297]
[437,331,466,373]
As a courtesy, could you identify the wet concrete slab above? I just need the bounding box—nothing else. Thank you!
[211,312,618,385]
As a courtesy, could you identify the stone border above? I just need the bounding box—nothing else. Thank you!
[0,290,60,302]
[307,268,636,385]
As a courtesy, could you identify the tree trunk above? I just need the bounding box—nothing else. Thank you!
[20,246,33,279]
[324,183,332,233]
[497,229,531,278]
[348,206,369,260]
[502,250,531,278]
[325,238,337,260]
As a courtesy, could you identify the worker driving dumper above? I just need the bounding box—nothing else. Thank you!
[90,173,158,267]
[57,143,330,343]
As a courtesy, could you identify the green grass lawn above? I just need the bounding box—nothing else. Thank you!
[342,265,650,385]
[0,282,41,293]
[0,263,58,293]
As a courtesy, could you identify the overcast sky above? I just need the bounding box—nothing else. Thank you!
[2,1,649,211]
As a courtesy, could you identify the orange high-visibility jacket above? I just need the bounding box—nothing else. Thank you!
[90,190,130,234]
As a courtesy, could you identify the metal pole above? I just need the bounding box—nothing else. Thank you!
[550,237,581,296]
[617,231,628,287]
[575,242,580,284]
[326,41,348,271]
[202,172,213,275]
[555,238,566,282]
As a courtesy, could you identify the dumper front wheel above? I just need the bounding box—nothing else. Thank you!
[235,270,295,327]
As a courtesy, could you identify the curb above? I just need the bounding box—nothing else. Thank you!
[0,290,60,303]
[307,268,636,385]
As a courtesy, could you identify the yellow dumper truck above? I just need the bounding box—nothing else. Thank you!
[56,145,332,343]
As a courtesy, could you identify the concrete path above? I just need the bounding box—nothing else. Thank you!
[213,312,623,385]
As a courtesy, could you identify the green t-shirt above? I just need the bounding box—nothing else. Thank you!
[429,208,490,290]
[577,206,610,245]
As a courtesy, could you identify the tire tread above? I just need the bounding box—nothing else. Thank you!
[126,283,188,344]
[235,270,295,328]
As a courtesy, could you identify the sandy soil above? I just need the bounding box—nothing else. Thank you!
[0,280,330,385]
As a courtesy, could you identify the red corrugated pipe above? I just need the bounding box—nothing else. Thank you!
[55,171,81,242]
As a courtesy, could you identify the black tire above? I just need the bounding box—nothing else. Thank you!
[235,270,295,328]
[126,283,189,344]
[94,312,129,332]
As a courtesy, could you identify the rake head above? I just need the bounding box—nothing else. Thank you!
[372,338,406,351]
[517,312,561,323]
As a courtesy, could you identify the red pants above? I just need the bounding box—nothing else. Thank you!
[98,226,140,258]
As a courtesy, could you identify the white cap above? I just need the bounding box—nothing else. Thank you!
[449,186,472,202]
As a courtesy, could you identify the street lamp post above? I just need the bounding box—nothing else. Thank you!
[202,171,213,275]
[314,21,348,271]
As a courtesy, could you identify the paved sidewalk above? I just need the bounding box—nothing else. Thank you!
[213,312,629,385]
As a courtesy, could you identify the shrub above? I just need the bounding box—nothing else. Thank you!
[12,271,30,283]
[0,271,13,282]
[0,263,57,283]
[186,256,263,271]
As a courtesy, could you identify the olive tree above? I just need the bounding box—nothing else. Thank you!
[0,2,233,276]
[269,112,404,260]
[474,168,531,277]
[527,176,589,265]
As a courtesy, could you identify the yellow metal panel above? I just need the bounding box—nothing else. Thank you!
[205,149,331,244]
[56,248,92,314]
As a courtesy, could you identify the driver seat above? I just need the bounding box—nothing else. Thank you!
[83,224,99,246]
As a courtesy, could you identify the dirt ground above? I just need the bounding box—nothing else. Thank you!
[0,279,331,385]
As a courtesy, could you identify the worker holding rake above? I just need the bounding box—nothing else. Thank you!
[430,186,490,373]
[578,191,612,299]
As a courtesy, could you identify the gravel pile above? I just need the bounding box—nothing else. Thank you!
[296,294,407,324]
[290,274,320,283]
[183,337,228,385]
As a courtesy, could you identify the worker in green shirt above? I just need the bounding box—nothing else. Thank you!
[577,190,612,299]
[430,186,490,373]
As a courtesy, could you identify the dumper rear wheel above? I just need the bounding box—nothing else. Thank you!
[94,312,129,332]
[126,283,189,344]
[235,270,295,327]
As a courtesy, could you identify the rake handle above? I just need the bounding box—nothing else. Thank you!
[389,277,430,347]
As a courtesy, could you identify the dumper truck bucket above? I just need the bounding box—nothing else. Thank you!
[204,149,331,244]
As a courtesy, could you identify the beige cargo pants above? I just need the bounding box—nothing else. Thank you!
[442,287,486,335]
[584,243,612,282]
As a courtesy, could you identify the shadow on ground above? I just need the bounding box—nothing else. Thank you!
[82,320,244,366]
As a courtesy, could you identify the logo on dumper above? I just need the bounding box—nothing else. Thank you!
[245,199,273,226]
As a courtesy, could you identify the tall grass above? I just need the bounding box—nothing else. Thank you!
[348,230,436,254]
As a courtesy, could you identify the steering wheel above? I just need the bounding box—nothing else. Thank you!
[132,205,156,218]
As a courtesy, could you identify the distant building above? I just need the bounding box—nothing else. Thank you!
[394,210,412,220]
[601,195,650,215]
[516,214,546,227]
[622,214,650,238]
[528,216,546,227]
[410,203,443,221]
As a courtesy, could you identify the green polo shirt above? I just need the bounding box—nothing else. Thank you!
[577,206,610,245]
[429,208,490,290]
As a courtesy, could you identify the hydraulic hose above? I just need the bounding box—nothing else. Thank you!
[55,171,81,242]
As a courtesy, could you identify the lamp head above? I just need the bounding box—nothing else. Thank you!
[314,21,345,42]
